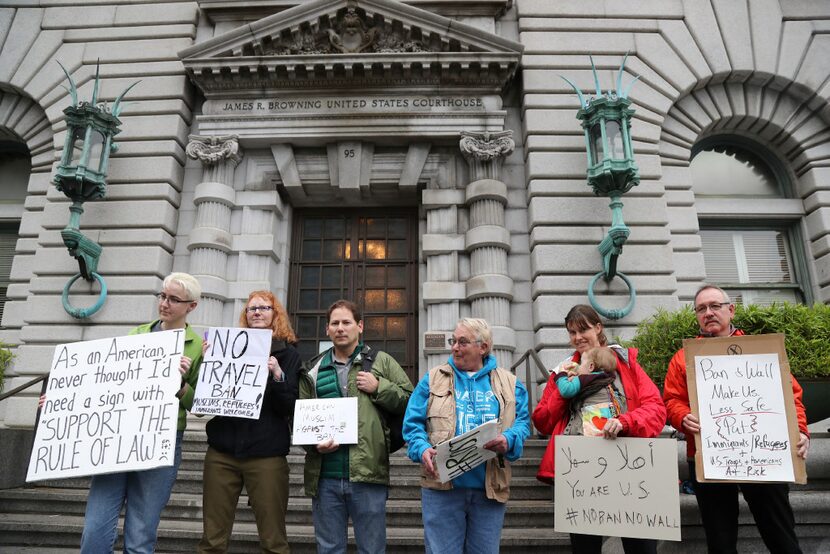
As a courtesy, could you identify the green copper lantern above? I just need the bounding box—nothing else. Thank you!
[54,62,138,319]
[562,54,639,320]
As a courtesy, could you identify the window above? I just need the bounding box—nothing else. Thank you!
[289,210,418,383]
[0,224,17,322]
[0,141,29,324]
[699,228,801,304]
[691,137,810,305]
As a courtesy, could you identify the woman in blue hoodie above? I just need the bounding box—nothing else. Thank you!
[403,318,530,554]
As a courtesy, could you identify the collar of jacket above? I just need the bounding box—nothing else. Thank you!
[698,326,742,338]
[446,353,497,377]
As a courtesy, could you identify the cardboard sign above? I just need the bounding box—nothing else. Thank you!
[27,330,185,481]
[192,327,271,419]
[685,333,807,484]
[292,397,358,445]
[434,419,499,483]
[554,436,681,541]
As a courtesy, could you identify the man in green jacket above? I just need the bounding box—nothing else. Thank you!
[299,299,413,554]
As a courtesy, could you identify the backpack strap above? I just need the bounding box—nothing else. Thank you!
[360,344,376,373]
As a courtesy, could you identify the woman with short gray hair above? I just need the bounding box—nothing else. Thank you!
[403,318,530,554]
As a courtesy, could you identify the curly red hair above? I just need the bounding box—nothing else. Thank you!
[238,290,298,344]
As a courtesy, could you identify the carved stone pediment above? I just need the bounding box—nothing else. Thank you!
[180,0,522,94]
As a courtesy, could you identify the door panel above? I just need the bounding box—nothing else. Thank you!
[289,210,418,383]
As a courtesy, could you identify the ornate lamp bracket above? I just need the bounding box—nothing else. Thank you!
[54,62,138,319]
[562,54,640,320]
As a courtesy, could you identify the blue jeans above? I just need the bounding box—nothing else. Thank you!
[80,431,183,554]
[311,478,388,554]
[422,487,507,554]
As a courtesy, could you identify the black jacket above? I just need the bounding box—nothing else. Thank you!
[205,338,301,458]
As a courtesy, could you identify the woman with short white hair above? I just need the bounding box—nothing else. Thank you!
[79,272,204,554]
[403,318,531,554]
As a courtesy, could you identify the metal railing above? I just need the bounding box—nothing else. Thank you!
[510,349,551,416]
[0,374,47,403]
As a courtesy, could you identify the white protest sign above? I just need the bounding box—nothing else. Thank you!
[555,436,681,541]
[192,327,271,419]
[292,398,358,445]
[435,419,499,483]
[27,330,185,482]
[695,353,794,482]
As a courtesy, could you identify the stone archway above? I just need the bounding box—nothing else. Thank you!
[657,77,830,301]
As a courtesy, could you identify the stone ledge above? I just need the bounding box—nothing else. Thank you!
[466,178,508,204]
[193,181,236,207]
[422,234,465,255]
[466,224,511,250]
[422,281,466,303]
[232,234,279,259]
[187,227,233,253]
[466,273,514,300]
[191,274,228,300]
[423,188,466,208]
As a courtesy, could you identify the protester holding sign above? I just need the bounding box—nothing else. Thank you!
[533,304,666,554]
[198,291,300,553]
[663,285,810,553]
[298,299,413,554]
[403,318,531,554]
[79,272,204,554]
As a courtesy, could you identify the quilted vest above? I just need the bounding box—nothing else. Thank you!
[421,363,516,503]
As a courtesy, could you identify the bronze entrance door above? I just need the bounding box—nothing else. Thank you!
[289,210,419,384]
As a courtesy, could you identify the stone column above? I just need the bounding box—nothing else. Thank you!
[421,189,467,370]
[459,131,515,368]
[185,135,242,326]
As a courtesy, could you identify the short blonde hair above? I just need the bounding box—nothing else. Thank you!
[163,272,202,302]
[456,317,492,356]
[584,346,617,373]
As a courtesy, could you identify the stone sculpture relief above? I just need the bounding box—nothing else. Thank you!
[186,135,242,166]
[262,6,432,55]
[459,130,515,162]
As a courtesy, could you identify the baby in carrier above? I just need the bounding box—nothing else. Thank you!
[554,346,624,437]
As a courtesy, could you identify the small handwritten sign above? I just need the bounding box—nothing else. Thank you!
[192,327,271,419]
[292,398,358,445]
[27,330,185,481]
[554,436,681,541]
[685,334,806,484]
[434,419,499,483]
[695,353,794,481]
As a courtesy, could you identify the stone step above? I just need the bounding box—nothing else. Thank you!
[174,450,547,477]
[31,472,556,500]
[0,513,571,553]
[177,433,553,459]
[0,488,557,527]
[3,491,830,554]
[4,430,828,553]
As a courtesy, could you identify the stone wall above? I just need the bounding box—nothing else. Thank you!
[0,1,200,427]
[517,0,830,366]
[0,0,828,431]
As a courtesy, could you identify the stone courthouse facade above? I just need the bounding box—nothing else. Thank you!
[1,0,828,427]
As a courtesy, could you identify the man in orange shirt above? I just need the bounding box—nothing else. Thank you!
[663,285,810,553]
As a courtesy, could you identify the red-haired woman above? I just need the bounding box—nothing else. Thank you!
[198,291,301,553]
[533,304,666,554]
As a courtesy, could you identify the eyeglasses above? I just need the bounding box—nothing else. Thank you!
[694,302,730,315]
[246,306,274,314]
[156,292,193,305]
[448,338,481,347]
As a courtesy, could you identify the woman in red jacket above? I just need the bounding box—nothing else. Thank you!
[533,305,666,554]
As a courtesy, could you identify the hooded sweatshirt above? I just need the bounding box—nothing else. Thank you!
[404,354,530,491]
